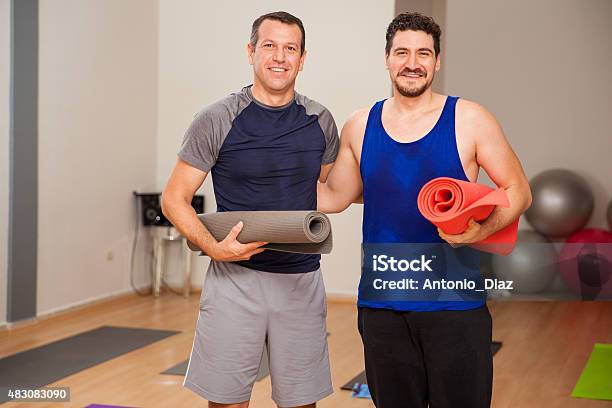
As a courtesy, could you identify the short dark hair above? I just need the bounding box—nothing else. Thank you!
[385,12,441,56]
[250,11,306,55]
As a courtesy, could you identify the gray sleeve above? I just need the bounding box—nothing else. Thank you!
[177,98,237,172]
[296,94,340,165]
[318,107,340,164]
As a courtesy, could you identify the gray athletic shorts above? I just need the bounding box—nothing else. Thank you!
[184,260,332,406]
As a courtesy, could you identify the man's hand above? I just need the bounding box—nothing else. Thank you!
[437,218,484,246]
[208,221,268,262]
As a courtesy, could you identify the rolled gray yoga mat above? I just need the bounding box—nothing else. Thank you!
[187,211,333,254]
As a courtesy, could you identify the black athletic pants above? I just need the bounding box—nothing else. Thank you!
[358,306,493,408]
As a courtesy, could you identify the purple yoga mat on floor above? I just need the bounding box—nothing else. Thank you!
[85,405,140,408]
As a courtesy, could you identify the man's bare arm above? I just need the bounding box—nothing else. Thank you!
[439,101,532,244]
[317,110,367,213]
[161,159,266,261]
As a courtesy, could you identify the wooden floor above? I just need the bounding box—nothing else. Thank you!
[1,293,611,408]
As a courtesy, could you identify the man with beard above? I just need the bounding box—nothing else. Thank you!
[317,12,531,408]
[162,11,338,408]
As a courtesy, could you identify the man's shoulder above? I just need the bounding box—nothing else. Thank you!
[294,92,333,117]
[455,97,502,144]
[352,107,371,121]
[345,107,370,131]
[337,108,370,150]
[455,97,494,122]
[193,87,252,123]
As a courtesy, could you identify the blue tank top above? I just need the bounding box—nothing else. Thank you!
[359,96,484,311]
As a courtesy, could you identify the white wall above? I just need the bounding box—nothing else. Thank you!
[157,0,394,294]
[37,0,159,314]
[444,0,612,229]
[0,0,10,325]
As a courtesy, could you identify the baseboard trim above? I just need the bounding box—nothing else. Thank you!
[326,293,357,304]
[0,285,153,333]
[0,286,351,333]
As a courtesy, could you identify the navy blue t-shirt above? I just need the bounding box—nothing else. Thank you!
[178,85,339,273]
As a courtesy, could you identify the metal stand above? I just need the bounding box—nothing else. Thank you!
[151,227,192,297]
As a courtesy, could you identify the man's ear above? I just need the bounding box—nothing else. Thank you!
[298,49,307,71]
[247,43,255,65]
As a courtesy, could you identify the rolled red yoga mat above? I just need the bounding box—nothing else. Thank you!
[417,177,518,255]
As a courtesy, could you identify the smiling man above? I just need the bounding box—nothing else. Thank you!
[161,11,338,408]
[317,12,531,408]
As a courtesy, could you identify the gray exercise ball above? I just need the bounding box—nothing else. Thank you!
[492,230,558,294]
[525,169,594,238]
[608,198,612,230]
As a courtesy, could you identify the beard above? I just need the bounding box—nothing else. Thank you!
[392,68,434,97]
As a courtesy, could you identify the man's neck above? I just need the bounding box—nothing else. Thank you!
[390,89,441,115]
[251,82,295,107]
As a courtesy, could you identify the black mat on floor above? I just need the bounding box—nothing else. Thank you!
[491,340,502,356]
[340,341,503,390]
[162,360,189,376]
[341,370,367,390]
[0,326,179,404]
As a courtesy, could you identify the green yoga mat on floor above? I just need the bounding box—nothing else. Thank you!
[572,343,612,401]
